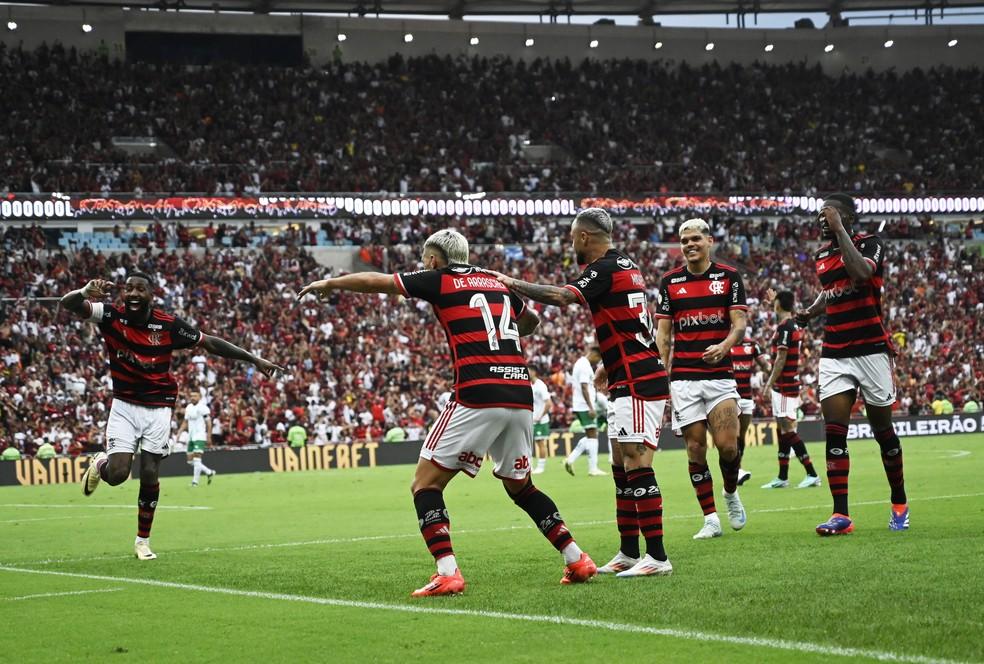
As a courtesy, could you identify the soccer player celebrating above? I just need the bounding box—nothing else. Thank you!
[761,289,821,489]
[64,272,282,560]
[529,364,554,475]
[298,229,597,596]
[796,194,908,535]
[495,208,672,578]
[729,328,769,485]
[655,218,748,540]
[177,390,216,487]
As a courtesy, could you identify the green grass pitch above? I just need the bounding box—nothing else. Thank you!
[1,435,982,663]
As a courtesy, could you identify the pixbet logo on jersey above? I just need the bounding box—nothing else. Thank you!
[679,311,725,327]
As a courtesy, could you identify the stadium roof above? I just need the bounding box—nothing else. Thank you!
[9,0,984,17]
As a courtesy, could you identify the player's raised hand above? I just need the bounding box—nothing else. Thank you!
[252,356,285,378]
[297,279,334,301]
[763,287,777,305]
[82,279,115,300]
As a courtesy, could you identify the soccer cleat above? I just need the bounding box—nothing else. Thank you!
[889,504,910,531]
[531,467,544,475]
[587,469,608,477]
[561,552,597,584]
[191,482,198,487]
[761,478,789,489]
[596,551,639,574]
[564,460,575,476]
[81,452,107,496]
[737,468,752,486]
[615,554,673,578]
[207,470,215,485]
[797,475,822,489]
[134,539,157,561]
[410,570,466,597]
[816,513,854,536]
[693,514,723,540]
[723,490,747,530]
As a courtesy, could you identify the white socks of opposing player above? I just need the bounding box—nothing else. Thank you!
[192,459,214,484]
[536,458,546,471]
[585,438,600,472]
[567,438,588,464]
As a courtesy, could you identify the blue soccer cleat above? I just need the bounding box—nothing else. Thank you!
[889,504,910,531]
[816,513,854,536]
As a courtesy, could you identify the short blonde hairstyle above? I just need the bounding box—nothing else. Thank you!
[679,218,711,237]
[423,229,470,264]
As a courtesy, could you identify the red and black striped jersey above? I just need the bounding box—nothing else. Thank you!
[730,340,763,399]
[394,265,533,410]
[89,302,203,408]
[656,261,748,381]
[770,319,802,396]
[563,249,669,401]
[815,234,891,359]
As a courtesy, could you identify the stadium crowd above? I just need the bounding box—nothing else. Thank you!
[1,217,981,456]
[3,42,984,196]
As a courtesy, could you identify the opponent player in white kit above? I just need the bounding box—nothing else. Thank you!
[177,390,216,486]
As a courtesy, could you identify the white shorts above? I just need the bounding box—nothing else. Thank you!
[420,401,533,480]
[106,399,173,456]
[771,391,800,420]
[610,396,666,450]
[670,379,740,430]
[738,398,755,416]
[818,353,897,407]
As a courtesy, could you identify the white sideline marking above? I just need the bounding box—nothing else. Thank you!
[940,450,971,459]
[0,504,212,511]
[16,490,984,567]
[4,588,122,601]
[0,566,965,664]
[0,515,109,524]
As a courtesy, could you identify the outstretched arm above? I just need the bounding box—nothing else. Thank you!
[298,273,400,300]
[492,272,578,307]
[200,334,283,377]
[60,279,114,319]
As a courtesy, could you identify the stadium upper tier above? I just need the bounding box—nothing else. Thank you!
[3,43,983,196]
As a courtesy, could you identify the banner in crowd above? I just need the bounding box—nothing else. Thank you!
[3,192,982,222]
[2,413,980,486]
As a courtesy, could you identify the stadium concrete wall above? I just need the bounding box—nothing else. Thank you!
[3,413,981,486]
[3,7,984,73]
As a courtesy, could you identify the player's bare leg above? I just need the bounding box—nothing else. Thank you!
[409,460,463,597]
[866,403,908,530]
[817,391,857,535]
[502,475,596,584]
[708,399,746,531]
[613,442,671,577]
